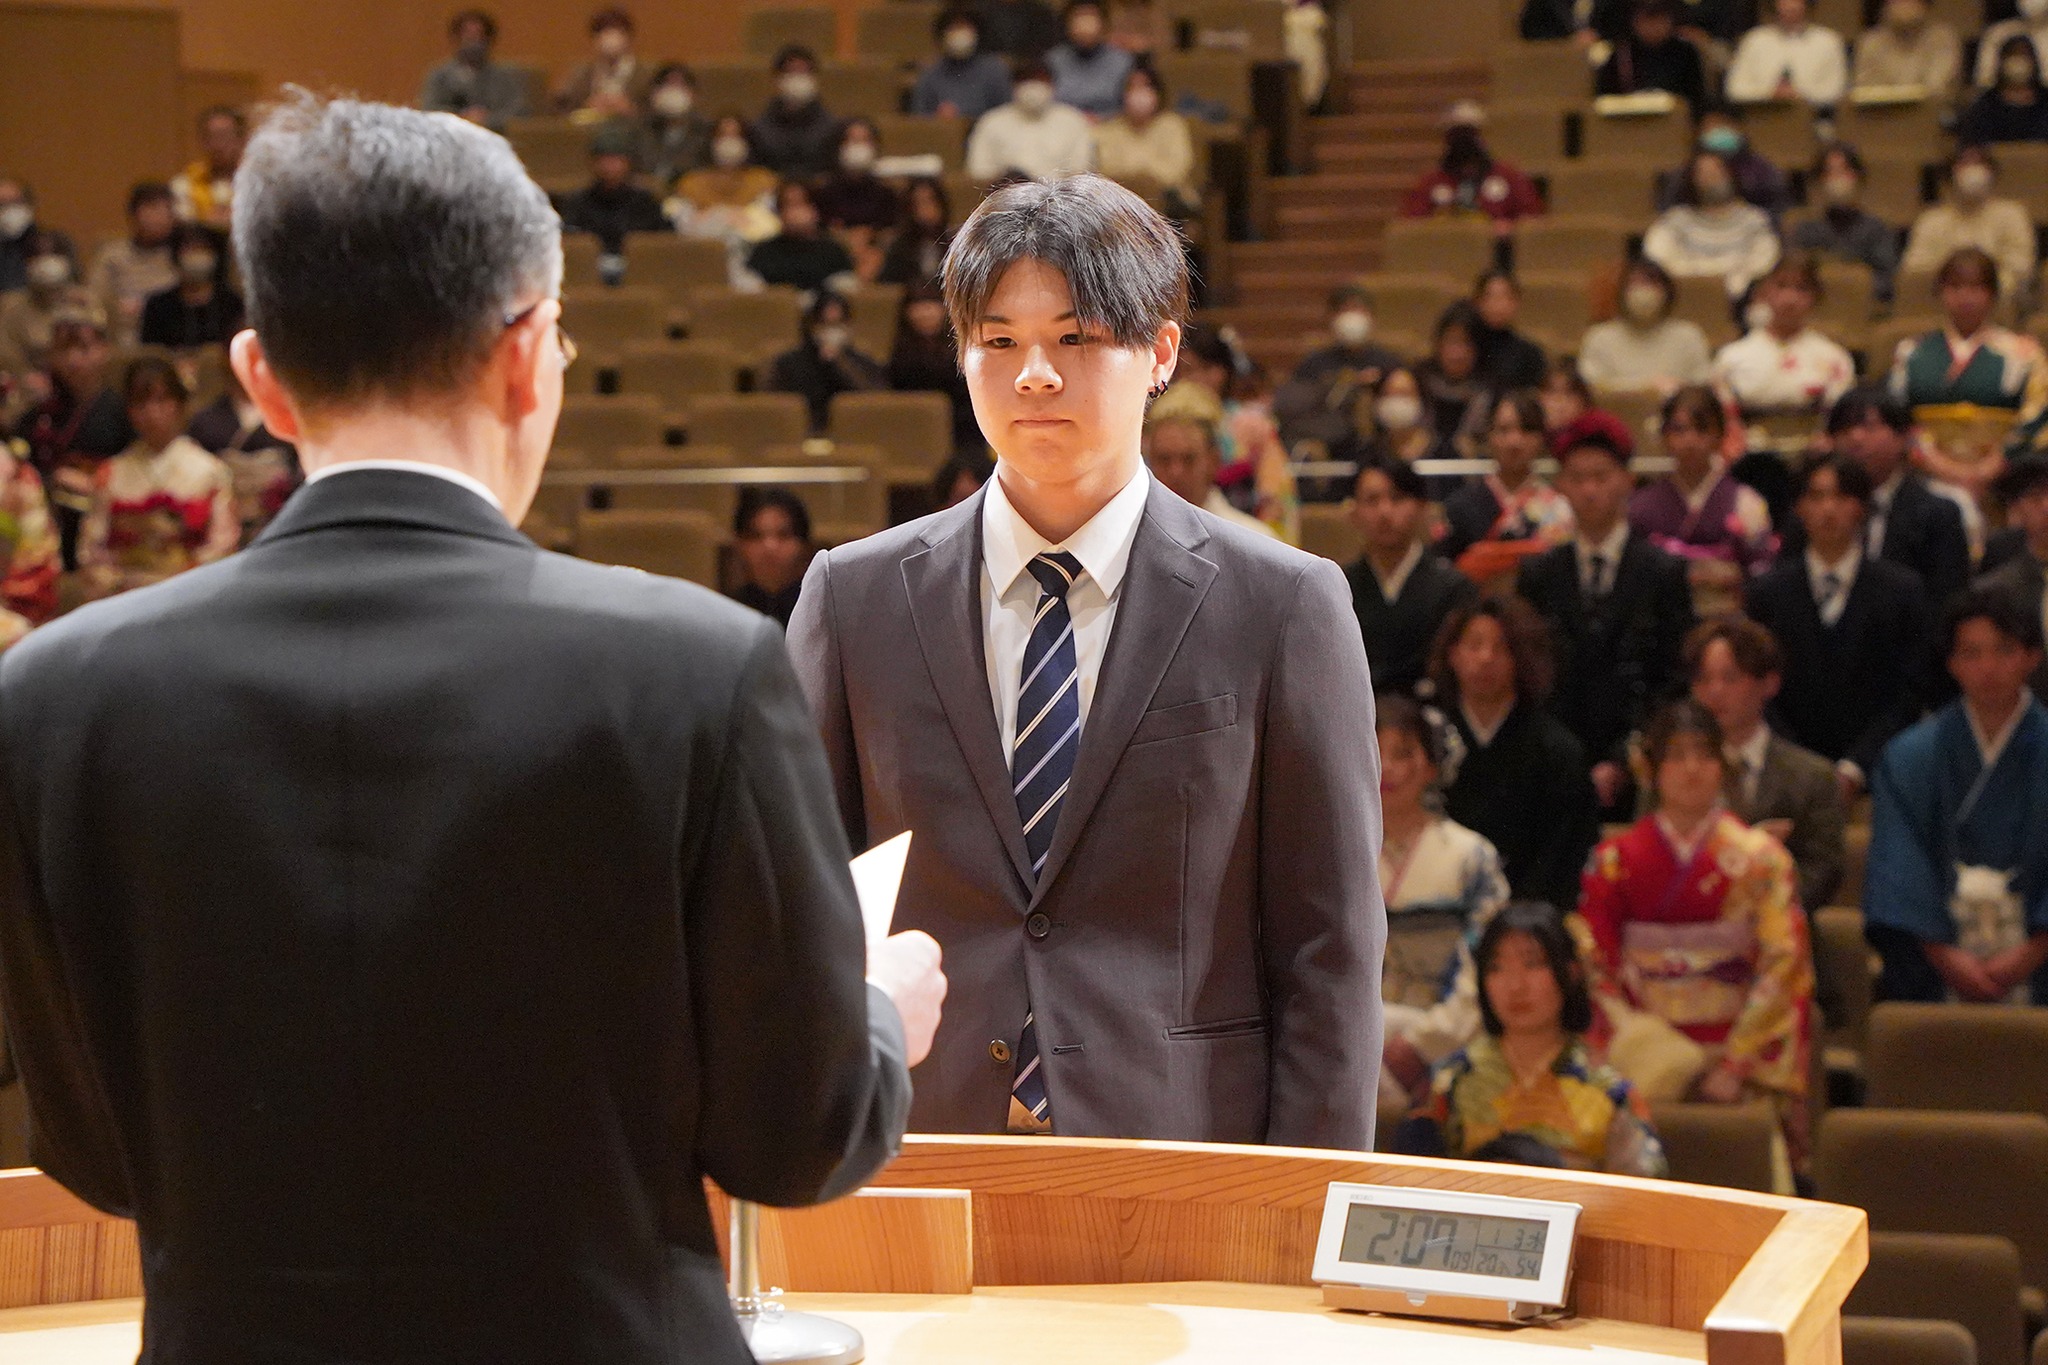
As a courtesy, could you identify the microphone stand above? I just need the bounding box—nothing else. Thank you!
[729,1198,865,1364]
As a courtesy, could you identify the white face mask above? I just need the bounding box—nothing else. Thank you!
[943,27,978,59]
[652,85,693,118]
[1332,310,1373,346]
[1622,282,1667,323]
[1015,81,1055,116]
[779,71,818,104]
[840,141,877,173]
[0,204,32,239]
[2023,0,2048,21]
[1376,393,1424,430]
[1955,163,1995,200]
[713,135,750,169]
[25,255,70,290]
[1821,173,1860,205]
[595,27,630,58]
[1124,86,1160,120]
[177,250,218,282]
[813,324,850,352]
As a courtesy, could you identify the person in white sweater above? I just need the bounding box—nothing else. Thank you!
[1642,151,1782,300]
[1725,0,1849,107]
[965,60,1095,182]
[1974,0,2048,88]
[1901,146,2039,302]
[1578,257,1714,394]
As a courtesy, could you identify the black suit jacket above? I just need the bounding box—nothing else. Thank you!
[1516,533,1695,769]
[0,471,909,1365]
[1780,474,1970,607]
[1345,549,1478,696]
[1744,553,1934,775]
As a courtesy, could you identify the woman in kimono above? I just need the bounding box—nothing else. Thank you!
[1578,699,1814,1171]
[0,434,61,629]
[1628,384,1776,617]
[1437,390,1575,586]
[1864,586,2048,1006]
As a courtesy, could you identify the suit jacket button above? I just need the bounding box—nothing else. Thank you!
[989,1039,1013,1064]
[1025,912,1051,940]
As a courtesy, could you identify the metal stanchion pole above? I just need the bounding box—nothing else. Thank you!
[728,1199,865,1364]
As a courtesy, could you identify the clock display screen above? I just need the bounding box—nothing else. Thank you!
[1338,1203,1549,1281]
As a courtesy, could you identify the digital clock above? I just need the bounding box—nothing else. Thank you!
[1312,1183,1582,1323]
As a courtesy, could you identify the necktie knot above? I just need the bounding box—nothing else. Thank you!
[1027,551,1084,600]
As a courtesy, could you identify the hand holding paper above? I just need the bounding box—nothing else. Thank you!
[853,832,946,1068]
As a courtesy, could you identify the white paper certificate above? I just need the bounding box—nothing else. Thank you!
[849,830,911,955]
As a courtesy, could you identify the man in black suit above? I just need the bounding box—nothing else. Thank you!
[0,96,946,1365]
[1796,388,1971,607]
[1979,453,2048,704]
[1345,455,1477,696]
[1744,452,1934,800]
[1517,428,1695,812]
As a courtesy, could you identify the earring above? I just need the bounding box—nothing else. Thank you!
[1147,380,1169,399]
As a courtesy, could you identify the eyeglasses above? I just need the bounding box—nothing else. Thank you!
[504,301,578,369]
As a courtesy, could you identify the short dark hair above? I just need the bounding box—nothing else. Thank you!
[1660,382,1726,438]
[935,6,979,39]
[589,7,633,34]
[1762,249,1824,299]
[735,486,812,542]
[123,354,189,407]
[1374,692,1444,769]
[942,173,1189,352]
[1429,594,1556,706]
[1793,451,1873,506]
[1684,617,1782,681]
[1489,388,1547,436]
[1945,582,2046,655]
[1812,141,1865,181]
[199,104,248,135]
[1474,268,1519,299]
[1936,246,2000,296]
[1476,902,1595,1036]
[652,61,694,88]
[449,8,497,40]
[1354,453,1427,502]
[1641,698,1725,775]
[234,93,561,411]
[127,181,173,216]
[1327,282,1373,314]
[1825,385,1912,437]
[773,44,818,72]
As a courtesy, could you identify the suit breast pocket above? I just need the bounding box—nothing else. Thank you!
[1129,693,1238,747]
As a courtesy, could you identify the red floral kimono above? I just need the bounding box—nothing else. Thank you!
[79,435,240,598]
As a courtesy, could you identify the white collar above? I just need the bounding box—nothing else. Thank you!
[982,463,1150,602]
[305,460,506,514]
[1462,700,1513,747]
[1576,521,1629,567]
[1805,541,1861,585]
[1370,541,1425,600]
[1657,807,1722,864]
[1728,723,1772,775]
[1966,697,2030,771]
[1872,469,1905,511]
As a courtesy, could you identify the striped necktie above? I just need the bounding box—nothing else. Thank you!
[1009,550,1084,1127]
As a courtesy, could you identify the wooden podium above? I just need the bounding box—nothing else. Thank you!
[0,1136,1866,1364]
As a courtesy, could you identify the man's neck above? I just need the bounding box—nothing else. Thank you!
[1366,540,1414,576]
[1673,459,1715,494]
[1967,690,2027,742]
[1811,537,1856,569]
[1383,801,1432,847]
[1578,515,1621,545]
[1722,716,1765,750]
[1464,691,1514,733]
[297,406,520,512]
[997,456,1139,544]
[180,282,213,305]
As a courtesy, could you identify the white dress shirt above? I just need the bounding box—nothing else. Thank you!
[1575,521,1630,597]
[1369,542,1425,603]
[1867,469,1905,558]
[1805,543,1861,628]
[982,464,1150,756]
[1725,22,1850,106]
[305,460,507,516]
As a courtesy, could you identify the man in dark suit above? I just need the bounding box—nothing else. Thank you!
[0,97,945,1365]
[1979,453,2048,704]
[1517,428,1695,812]
[789,175,1385,1150]
[1345,455,1477,696]
[1745,452,1934,799]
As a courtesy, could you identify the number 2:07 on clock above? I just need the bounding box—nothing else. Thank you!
[1312,1183,1583,1314]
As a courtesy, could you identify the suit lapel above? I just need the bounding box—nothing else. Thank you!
[1750,736,1788,818]
[900,493,1036,892]
[1029,484,1218,907]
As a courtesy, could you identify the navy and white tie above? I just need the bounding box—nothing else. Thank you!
[1010,550,1084,1126]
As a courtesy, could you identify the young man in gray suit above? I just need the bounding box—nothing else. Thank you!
[788,175,1385,1151]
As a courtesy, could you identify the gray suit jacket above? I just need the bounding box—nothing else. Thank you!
[1733,732,1849,913]
[1979,553,2048,705]
[788,480,1386,1150]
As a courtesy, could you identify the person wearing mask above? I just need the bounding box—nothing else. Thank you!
[419,10,530,131]
[1361,368,1450,471]
[1959,35,2048,144]
[0,178,55,295]
[1143,411,1274,535]
[1852,0,1961,98]
[1655,107,1793,217]
[1519,0,1626,45]
[171,106,246,231]
[556,124,668,257]
[1578,257,1714,393]
[1400,115,1545,238]
[1598,0,1709,113]
[1863,586,2048,1004]
[138,223,245,351]
[1045,0,1134,119]
[887,281,979,452]
[1290,284,1406,396]
[1978,454,2048,703]
[1433,597,1603,914]
[768,290,886,432]
[1092,67,1198,212]
[1415,303,1491,456]
[1974,0,2048,89]
[186,362,301,546]
[1275,285,1406,463]
[814,120,901,235]
[0,434,58,630]
[747,181,857,296]
[1712,253,1854,451]
[1687,618,1848,914]
[10,310,131,568]
[88,183,181,349]
[1819,387,1973,606]
[750,46,843,180]
[1744,453,1935,800]
[1902,148,2037,303]
[1470,272,1548,393]
[1790,144,1901,305]
[0,232,91,394]
[1724,0,1848,108]
[1645,151,1783,310]
[965,61,1096,181]
[637,65,713,188]
[553,8,649,120]
[726,487,813,628]
[1346,457,1478,697]
[672,117,780,245]
[973,0,1065,60]
[878,178,954,288]
[1629,384,1775,616]
[913,9,1014,121]
[1439,389,1576,578]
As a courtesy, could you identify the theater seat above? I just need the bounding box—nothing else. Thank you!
[828,391,953,468]
[562,287,670,365]
[687,288,804,370]
[743,6,839,58]
[1379,219,1494,283]
[575,509,723,587]
[1845,1233,2026,1365]
[1865,1005,2048,1123]
[1843,1318,1980,1365]
[614,341,742,408]
[554,395,671,465]
[857,3,941,67]
[688,393,813,455]
[1648,1101,1778,1192]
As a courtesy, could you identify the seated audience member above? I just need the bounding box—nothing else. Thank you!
[553,8,648,119]
[1093,67,1198,212]
[672,118,779,244]
[1365,368,1447,468]
[1864,586,2048,1004]
[1631,384,1775,615]
[0,178,53,294]
[767,291,885,433]
[1671,0,1753,50]
[813,120,900,236]
[877,178,953,287]
[0,232,89,386]
[1979,454,2048,703]
[638,65,713,187]
[1144,412,1273,536]
[1045,0,1134,119]
[726,487,813,628]
[1400,115,1544,237]
[1725,0,1847,108]
[746,181,856,295]
[1823,387,1972,607]
[1440,390,1575,576]
[1657,107,1794,218]
[1520,0,1625,44]
[1347,457,1479,696]
[186,363,301,546]
[1275,285,1406,461]
[930,450,992,509]
[1538,364,1633,455]
[1434,596,1603,911]
[0,434,54,637]
[965,62,1095,181]
[1975,0,2048,88]
[79,356,238,599]
[1890,247,2046,505]
[1396,902,1669,1178]
[11,310,130,567]
[1790,145,1901,306]
[1598,0,1709,112]
[974,0,1064,60]
[1643,151,1781,302]
[1851,0,1960,97]
[1471,272,1548,392]
[915,11,1013,121]
[1580,258,1714,395]
[749,46,842,180]
[1519,427,1695,812]
[1712,252,1855,459]
[89,183,179,349]
[1744,453,1934,796]
[419,10,529,130]
[172,106,246,230]
[556,125,668,255]
[1902,148,2037,303]
[1416,303,1492,454]
[886,281,979,452]
[1169,326,1300,530]
[1960,36,2048,144]
[1687,618,1848,912]
[1374,694,1512,1106]
[1580,700,1813,1170]
[138,223,244,351]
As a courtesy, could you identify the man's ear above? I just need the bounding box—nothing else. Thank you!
[229,330,303,442]
[1151,319,1181,392]
[498,298,558,421]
